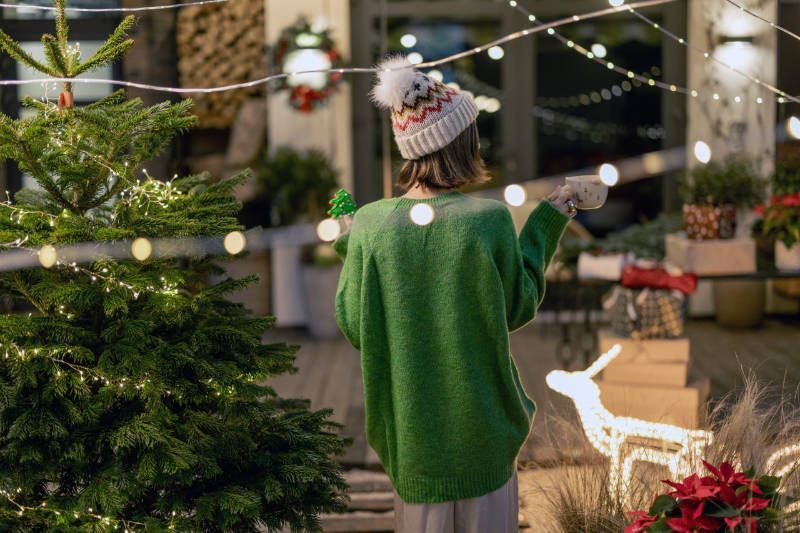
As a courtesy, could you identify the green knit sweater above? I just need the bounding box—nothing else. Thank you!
[333,191,569,504]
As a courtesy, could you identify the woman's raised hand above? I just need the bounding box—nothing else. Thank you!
[547,185,579,218]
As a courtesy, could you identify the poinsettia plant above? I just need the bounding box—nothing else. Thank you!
[625,461,781,533]
[755,192,800,249]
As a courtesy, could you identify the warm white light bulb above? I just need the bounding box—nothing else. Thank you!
[400,34,417,48]
[484,97,501,113]
[427,69,444,82]
[131,237,152,261]
[316,218,341,242]
[787,116,800,140]
[407,52,424,65]
[504,184,527,207]
[488,46,505,60]
[409,204,435,226]
[39,245,57,268]
[598,163,620,186]
[693,141,711,164]
[591,43,607,58]
[224,231,247,255]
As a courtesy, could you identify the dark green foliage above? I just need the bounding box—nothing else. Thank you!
[557,213,682,267]
[679,156,765,207]
[0,4,348,531]
[771,164,800,197]
[252,147,338,227]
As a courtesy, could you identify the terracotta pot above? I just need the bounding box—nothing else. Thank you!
[683,204,720,240]
[775,241,800,272]
[717,204,737,239]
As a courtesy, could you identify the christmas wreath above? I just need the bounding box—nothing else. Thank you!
[270,18,343,113]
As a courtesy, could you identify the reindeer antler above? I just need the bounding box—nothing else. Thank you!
[583,344,622,378]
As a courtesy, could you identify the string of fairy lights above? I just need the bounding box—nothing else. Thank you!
[0,0,227,12]
[724,0,800,44]
[0,0,677,94]
[504,0,800,105]
[453,69,665,143]
[626,4,794,105]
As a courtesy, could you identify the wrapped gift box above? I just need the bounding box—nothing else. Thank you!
[665,234,756,275]
[602,362,689,388]
[577,252,627,281]
[598,378,710,429]
[598,330,690,364]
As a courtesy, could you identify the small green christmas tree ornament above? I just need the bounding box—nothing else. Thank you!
[328,189,357,219]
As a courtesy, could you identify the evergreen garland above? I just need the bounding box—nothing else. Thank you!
[0,3,348,531]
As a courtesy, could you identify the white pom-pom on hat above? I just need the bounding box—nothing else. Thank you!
[370,55,420,110]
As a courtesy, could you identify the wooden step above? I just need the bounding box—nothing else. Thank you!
[320,510,394,532]
[343,469,392,493]
[348,491,393,512]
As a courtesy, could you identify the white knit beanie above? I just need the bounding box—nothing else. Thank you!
[370,56,479,161]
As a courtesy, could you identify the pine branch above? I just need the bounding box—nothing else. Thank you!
[72,40,134,77]
[0,29,57,77]
[41,35,69,77]
[72,16,135,77]
[17,135,73,212]
[54,0,69,54]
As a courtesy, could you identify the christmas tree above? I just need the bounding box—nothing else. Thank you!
[0,2,348,531]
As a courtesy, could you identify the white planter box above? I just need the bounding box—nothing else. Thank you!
[775,241,800,272]
[666,233,756,275]
[302,264,343,340]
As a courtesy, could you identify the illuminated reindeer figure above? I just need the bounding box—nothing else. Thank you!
[547,345,800,509]
[546,345,713,502]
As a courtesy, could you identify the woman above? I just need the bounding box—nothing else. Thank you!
[333,56,577,533]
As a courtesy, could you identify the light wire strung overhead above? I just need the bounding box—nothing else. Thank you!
[0,0,228,12]
[724,0,800,43]
[505,0,800,104]
[0,0,676,94]
[627,6,795,104]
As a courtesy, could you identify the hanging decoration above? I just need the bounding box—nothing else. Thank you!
[328,189,357,219]
[270,17,344,113]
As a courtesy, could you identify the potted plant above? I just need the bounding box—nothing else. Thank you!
[757,166,800,271]
[245,147,339,326]
[301,242,343,339]
[680,157,765,240]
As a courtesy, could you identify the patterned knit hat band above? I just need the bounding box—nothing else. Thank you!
[370,56,479,160]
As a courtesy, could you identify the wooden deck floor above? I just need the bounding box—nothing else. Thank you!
[265,318,800,469]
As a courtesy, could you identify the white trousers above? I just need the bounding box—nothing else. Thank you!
[392,469,519,533]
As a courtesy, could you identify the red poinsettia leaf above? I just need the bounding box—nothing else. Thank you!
[742,497,771,512]
[719,462,735,480]
[666,518,692,532]
[702,460,722,480]
[724,515,743,529]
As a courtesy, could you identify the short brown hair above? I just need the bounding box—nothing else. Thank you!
[397,122,489,191]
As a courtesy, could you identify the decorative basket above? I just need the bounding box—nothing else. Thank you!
[683,203,720,240]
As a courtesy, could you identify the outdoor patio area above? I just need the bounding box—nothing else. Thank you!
[266,316,800,469]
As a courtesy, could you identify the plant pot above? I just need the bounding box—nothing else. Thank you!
[717,204,737,239]
[683,204,720,240]
[775,241,800,272]
[712,279,765,328]
[301,264,343,339]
